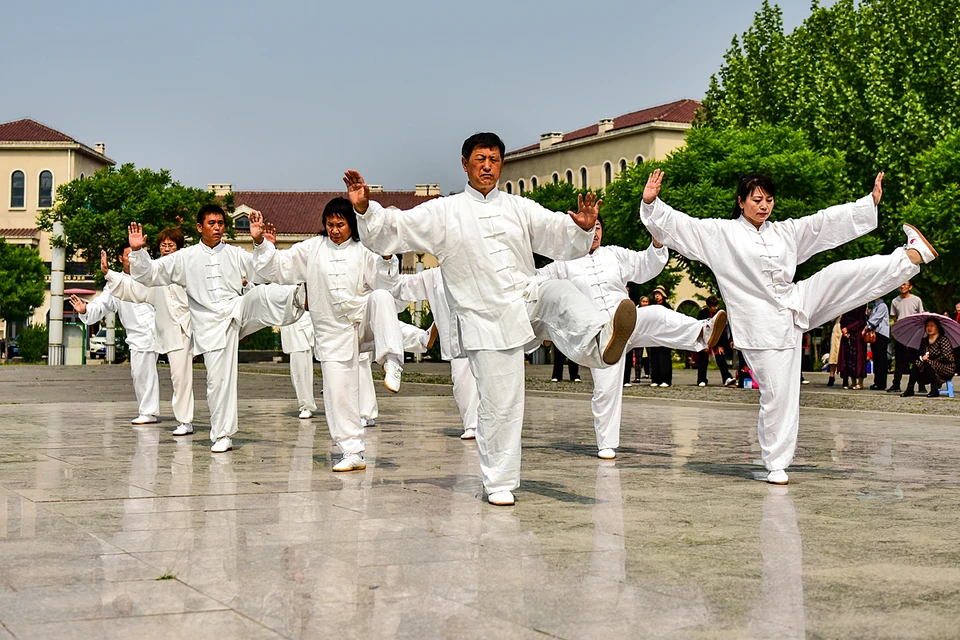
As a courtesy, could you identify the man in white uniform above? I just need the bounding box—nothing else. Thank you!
[73,245,160,425]
[128,204,305,453]
[343,132,636,505]
[280,312,317,419]
[392,267,479,440]
[537,216,726,459]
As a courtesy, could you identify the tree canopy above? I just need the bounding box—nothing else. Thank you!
[0,240,47,323]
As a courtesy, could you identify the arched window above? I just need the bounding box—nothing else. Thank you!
[505,182,513,194]
[531,176,538,189]
[603,162,612,187]
[234,215,250,231]
[518,179,525,194]
[636,155,644,165]
[10,171,25,208]
[79,173,85,180]
[580,167,588,188]
[619,159,627,174]
[565,170,574,184]
[552,173,559,184]
[38,171,54,208]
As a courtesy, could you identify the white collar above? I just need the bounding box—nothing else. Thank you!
[465,182,500,203]
[200,240,226,254]
[736,214,769,233]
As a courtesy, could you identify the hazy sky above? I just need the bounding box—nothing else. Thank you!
[5,1,826,194]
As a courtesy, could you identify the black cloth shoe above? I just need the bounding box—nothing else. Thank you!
[827,377,835,387]
[869,384,881,390]
[919,386,928,394]
[900,389,915,397]
[927,389,940,398]
[886,386,901,393]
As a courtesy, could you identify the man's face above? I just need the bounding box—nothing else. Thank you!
[590,221,603,253]
[326,215,351,245]
[158,238,179,257]
[119,247,132,274]
[899,281,912,296]
[461,146,502,194]
[708,304,719,314]
[197,214,225,246]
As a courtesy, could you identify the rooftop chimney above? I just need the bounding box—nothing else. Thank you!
[207,183,233,197]
[95,142,106,155]
[415,184,441,197]
[539,132,563,151]
[598,118,614,134]
[368,185,384,193]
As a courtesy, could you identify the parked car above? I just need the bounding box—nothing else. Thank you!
[89,329,108,359]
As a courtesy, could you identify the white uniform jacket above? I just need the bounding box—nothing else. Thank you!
[129,242,258,355]
[392,267,456,360]
[104,270,191,354]
[78,271,157,352]
[536,244,668,322]
[280,312,315,354]
[640,194,877,350]
[252,236,399,361]
[357,183,594,355]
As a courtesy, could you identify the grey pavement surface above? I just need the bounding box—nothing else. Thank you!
[0,363,958,639]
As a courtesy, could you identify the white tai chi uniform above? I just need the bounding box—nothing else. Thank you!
[105,270,195,427]
[356,322,431,424]
[251,235,401,456]
[642,194,920,472]
[79,272,160,420]
[280,313,317,414]
[392,267,479,435]
[538,244,710,451]
[130,242,304,443]
[356,183,612,495]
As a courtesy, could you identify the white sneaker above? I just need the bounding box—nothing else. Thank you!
[211,437,233,453]
[650,383,659,387]
[333,452,366,472]
[724,377,736,387]
[599,300,638,365]
[598,448,616,460]
[659,382,670,388]
[903,224,938,263]
[766,469,789,485]
[704,310,728,348]
[130,415,158,425]
[172,423,194,436]
[383,361,402,393]
[698,382,706,387]
[574,378,582,382]
[623,382,632,388]
[460,428,476,440]
[487,491,515,506]
[361,417,376,428]
[551,378,559,382]
[298,410,313,419]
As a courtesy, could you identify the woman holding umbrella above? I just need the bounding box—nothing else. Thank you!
[895,315,956,397]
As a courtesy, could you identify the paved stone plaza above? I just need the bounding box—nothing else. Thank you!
[0,364,958,639]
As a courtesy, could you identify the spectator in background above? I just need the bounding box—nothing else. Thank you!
[551,344,581,382]
[637,296,651,380]
[888,281,925,393]
[838,304,868,390]
[902,317,955,398]
[696,296,734,386]
[866,297,890,390]
[648,286,673,387]
[826,317,842,386]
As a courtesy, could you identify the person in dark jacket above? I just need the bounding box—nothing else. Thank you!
[648,286,673,387]
[902,317,955,397]
[696,296,734,386]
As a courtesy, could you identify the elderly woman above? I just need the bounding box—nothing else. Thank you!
[902,317,955,398]
[838,304,868,390]
[640,169,935,485]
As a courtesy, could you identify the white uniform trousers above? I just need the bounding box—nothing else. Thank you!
[129,349,160,419]
[203,283,303,442]
[289,350,317,413]
[320,358,365,455]
[450,357,479,432]
[166,331,195,425]
[527,279,611,370]
[590,305,709,450]
[466,347,525,494]
[356,289,403,365]
[358,353,378,420]
[743,248,919,471]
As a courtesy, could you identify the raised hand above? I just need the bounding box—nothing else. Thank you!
[100,250,109,275]
[872,172,884,206]
[264,222,277,245]
[568,192,603,231]
[249,210,266,244]
[643,169,664,204]
[343,170,371,214]
[128,222,146,251]
[68,294,87,314]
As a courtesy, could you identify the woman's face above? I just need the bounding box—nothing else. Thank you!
[926,321,939,337]
[325,214,351,245]
[739,187,775,228]
[653,291,664,304]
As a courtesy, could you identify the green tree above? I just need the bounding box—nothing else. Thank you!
[37,164,234,280]
[0,240,47,323]
[17,324,48,363]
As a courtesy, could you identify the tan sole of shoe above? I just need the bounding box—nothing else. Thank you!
[332,464,366,472]
[488,498,515,506]
[904,223,938,260]
[767,479,789,485]
[426,325,439,350]
[707,310,728,349]
[383,381,400,394]
[602,300,638,365]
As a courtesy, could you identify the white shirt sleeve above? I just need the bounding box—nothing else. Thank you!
[781,194,877,264]
[357,199,446,257]
[518,198,593,261]
[129,249,185,287]
[104,270,152,305]
[612,243,669,284]
[251,239,311,285]
[640,198,718,265]
[78,285,119,325]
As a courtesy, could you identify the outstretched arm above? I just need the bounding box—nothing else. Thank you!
[613,241,669,285]
[639,170,717,265]
[251,235,311,285]
[520,198,594,261]
[75,286,118,326]
[128,223,185,287]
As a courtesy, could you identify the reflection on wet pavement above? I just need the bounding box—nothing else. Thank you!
[1,392,959,639]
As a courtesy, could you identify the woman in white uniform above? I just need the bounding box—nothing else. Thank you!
[280,312,317,419]
[641,169,935,484]
[537,216,726,459]
[250,197,403,473]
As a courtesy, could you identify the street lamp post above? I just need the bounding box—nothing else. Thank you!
[48,221,65,365]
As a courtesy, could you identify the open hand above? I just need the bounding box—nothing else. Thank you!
[343,170,371,214]
[128,222,146,251]
[643,169,664,204]
[872,172,884,206]
[68,294,87,314]
[249,211,266,244]
[264,222,277,245]
[568,192,602,231]
[100,250,109,275]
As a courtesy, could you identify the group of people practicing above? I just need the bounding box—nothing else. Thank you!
[71,131,938,506]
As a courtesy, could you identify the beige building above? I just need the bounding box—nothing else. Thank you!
[502,98,709,310]
[0,119,114,336]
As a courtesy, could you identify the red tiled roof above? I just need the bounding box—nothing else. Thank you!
[0,228,39,238]
[506,99,702,156]
[232,191,441,235]
[0,119,75,143]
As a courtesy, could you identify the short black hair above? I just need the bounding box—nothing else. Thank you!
[321,197,359,242]
[731,174,776,219]
[706,295,720,308]
[461,132,505,160]
[197,203,226,225]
